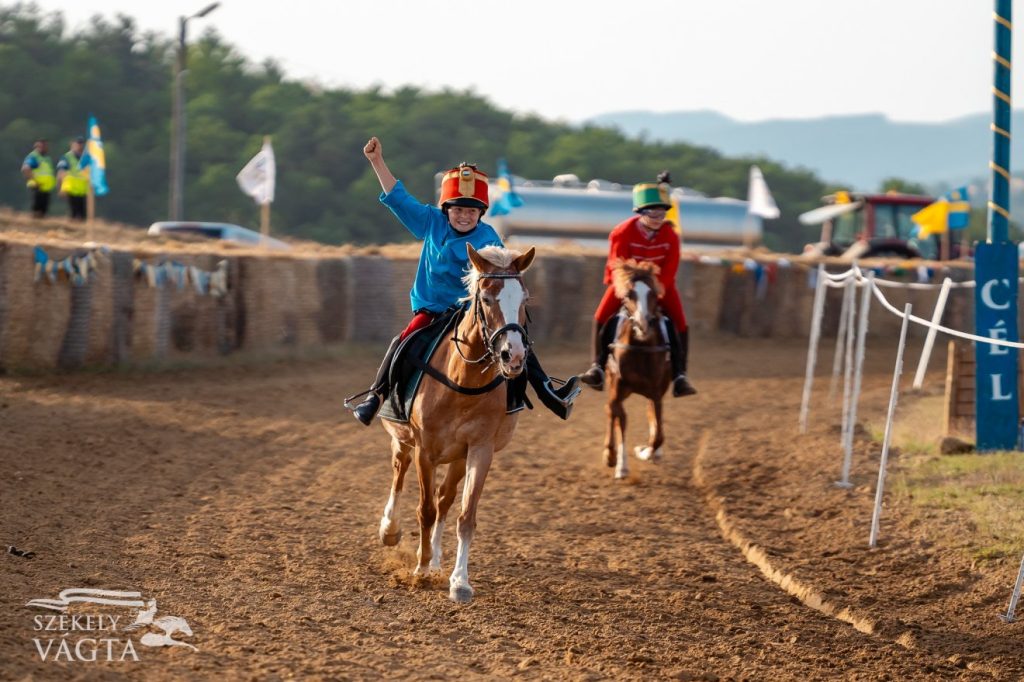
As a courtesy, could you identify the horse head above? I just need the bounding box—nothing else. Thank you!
[612,258,664,342]
[465,243,536,378]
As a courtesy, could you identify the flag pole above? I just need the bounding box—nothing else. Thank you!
[261,135,271,238]
[974,0,1019,451]
[86,173,95,242]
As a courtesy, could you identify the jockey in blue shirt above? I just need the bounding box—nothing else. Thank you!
[348,137,580,425]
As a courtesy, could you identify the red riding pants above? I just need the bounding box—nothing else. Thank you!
[594,285,687,333]
[399,311,438,340]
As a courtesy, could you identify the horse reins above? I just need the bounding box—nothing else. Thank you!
[609,311,670,352]
[426,271,532,396]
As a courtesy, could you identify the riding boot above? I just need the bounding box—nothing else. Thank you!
[578,319,615,391]
[350,335,402,425]
[526,353,581,420]
[666,325,697,397]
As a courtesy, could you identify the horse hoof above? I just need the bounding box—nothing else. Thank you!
[604,451,616,468]
[379,528,402,546]
[614,470,628,481]
[634,446,651,461]
[449,585,474,603]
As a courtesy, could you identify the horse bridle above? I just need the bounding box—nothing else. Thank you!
[454,272,533,366]
[611,297,669,353]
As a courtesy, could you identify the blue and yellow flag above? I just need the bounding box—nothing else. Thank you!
[83,116,108,196]
[945,186,970,229]
[912,186,971,237]
[489,158,523,216]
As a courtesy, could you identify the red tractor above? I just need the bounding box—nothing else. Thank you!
[800,191,959,260]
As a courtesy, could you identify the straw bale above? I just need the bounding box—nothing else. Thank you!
[1,243,73,369]
[109,251,134,365]
[686,263,726,334]
[316,258,349,343]
[346,256,403,342]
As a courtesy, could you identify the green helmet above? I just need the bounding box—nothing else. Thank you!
[632,180,671,212]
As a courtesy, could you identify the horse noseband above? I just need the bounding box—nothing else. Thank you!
[487,322,532,353]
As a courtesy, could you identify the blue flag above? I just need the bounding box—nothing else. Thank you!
[945,186,970,230]
[83,116,108,196]
[489,158,523,217]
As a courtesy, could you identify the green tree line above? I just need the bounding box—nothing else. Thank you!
[2,4,842,251]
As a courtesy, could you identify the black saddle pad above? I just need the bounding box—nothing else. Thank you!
[379,307,463,424]
[378,306,530,423]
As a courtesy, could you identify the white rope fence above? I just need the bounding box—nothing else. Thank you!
[797,262,1024,622]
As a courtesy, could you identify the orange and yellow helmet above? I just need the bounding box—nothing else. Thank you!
[439,163,489,213]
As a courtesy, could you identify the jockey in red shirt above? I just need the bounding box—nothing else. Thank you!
[578,173,697,397]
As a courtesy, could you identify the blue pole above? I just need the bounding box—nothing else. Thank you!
[990,0,1013,242]
[975,0,1020,451]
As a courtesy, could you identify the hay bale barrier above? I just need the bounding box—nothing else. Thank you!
[0,222,976,372]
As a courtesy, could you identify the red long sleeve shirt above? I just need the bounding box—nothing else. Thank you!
[603,215,680,291]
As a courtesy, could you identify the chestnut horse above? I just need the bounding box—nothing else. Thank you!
[379,244,535,603]
[603,259,672,480]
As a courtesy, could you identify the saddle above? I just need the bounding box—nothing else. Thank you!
[379,306,529,424]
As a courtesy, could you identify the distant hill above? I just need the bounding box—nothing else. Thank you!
[588,109,1024,190]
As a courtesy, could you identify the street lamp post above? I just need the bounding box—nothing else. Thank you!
[168,2,221,221]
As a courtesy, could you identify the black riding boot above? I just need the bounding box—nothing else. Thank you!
[526,353,581,420]
[666,326,697,397]
[578,319,616,391]
[350,335,402,425]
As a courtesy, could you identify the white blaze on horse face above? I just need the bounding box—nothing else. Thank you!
[429,520,444,572]
[633,281,652,333]
[496,279,526,368]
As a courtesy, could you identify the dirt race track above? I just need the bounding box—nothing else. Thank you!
[3,335,1024,680]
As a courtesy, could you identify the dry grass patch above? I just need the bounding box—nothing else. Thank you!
[882,392,1024,563]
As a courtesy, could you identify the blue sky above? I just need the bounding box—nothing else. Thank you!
[26,0,1021,124]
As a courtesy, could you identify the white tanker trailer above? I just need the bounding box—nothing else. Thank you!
[482,175,763,250]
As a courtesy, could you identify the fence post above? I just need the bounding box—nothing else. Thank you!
[912,277,953,390]
[799,264,828,434]
[869,301,912,548]
[838,273,873,487]
[830,277,853,399]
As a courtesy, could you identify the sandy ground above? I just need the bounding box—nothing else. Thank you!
[2,335,1023,680]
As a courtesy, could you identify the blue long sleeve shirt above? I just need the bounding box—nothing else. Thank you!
[381,180,503,313]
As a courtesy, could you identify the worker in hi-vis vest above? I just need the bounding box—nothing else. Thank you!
[57,136,91,221]
[21,138,55,218]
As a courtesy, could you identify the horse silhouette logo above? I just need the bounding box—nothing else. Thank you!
[137,615,197,652]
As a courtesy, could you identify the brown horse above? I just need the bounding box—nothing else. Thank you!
[603,259,672,480]
[379,244,535,603]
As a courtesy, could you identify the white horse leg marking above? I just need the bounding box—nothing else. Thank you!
[450,477,474,599]
[634,446,664,461]
[450,531,473,601]
[429,519,444,572]
[379,489,401,545]
[634,414,663,461]
[450,449,492,603]
[615,441,628,479]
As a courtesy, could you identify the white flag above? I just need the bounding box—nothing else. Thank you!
[747,165,780,219]
[236,139,276,204]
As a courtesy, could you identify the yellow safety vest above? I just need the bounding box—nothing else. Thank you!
[60,152,89,197]
[28,151,55,193]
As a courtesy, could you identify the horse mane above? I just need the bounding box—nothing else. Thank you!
[461,246,523,298]
[612,258,664,299]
